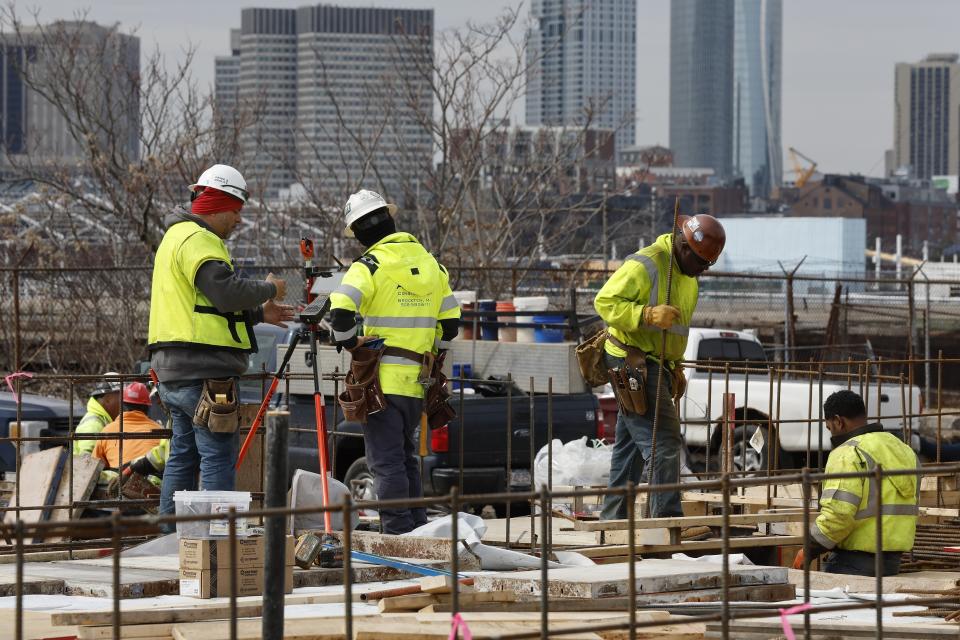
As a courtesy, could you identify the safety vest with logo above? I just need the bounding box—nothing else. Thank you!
[329,232,460,398]
[148,220,254,353]
[73,397,112,456]
[594,233,698,364]
[812,428,919,554]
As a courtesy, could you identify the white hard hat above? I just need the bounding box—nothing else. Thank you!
[189,164,250,203]
[92,372,123,397]
[343,189,397,237]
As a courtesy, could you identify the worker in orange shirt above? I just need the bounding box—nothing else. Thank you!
[94,383,166,482]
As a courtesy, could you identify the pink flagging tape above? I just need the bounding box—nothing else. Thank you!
[779,603,814,640]
[4,372,34,403]
[449,612,473,640]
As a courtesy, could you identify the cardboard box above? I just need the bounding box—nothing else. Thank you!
[179,536,296,571]
[179,565,293,598]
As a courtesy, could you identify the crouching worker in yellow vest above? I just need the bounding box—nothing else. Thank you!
[805,390,919,576]
[329,190,460,535]
[73,373,122,456]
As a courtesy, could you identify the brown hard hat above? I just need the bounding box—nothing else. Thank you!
[677,214,726,264]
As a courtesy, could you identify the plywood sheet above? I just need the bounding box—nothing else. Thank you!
[3,447,64,525]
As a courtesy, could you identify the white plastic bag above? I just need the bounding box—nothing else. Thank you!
[533,436,611,487]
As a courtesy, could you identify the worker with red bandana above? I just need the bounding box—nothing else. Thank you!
[148,165,294,532]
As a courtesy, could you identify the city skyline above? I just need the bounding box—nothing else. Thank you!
[20,0,960,178]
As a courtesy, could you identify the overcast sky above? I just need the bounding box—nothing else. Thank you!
[22,0,960,177]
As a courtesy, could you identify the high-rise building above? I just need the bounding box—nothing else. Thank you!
[0,21,140,164]
[216,5,433,199]
[525,0,636,161]
[732,0,782,198]
[893,53,960,180]
[669,0,735,180]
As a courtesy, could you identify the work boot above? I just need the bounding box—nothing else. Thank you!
[681,525,712,541]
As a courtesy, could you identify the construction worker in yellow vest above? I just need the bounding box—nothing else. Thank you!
[804,390,919,576]
[329,190,460,534]
[73,373,122,456]
[148,164,294,532]
[594,214,725,528]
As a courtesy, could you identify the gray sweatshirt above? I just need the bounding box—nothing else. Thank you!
[150,207,277,383]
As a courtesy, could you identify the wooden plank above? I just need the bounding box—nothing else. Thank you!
[50,453,102,525]
[785,568,960,593]
[705,617,960,638]
[572,511,813,531]
[78,622,174,639]
[472,559,787,598]
[51,589,368,627]
[574,534,805,558]
[3,447,63,525]
[377,592,437,612]
[681,490,807,508]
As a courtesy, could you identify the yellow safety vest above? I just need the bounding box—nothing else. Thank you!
[73,397,112,456]
[329,232,460,398]
[594,233,698,364]
[812,429,919,553]
[148,220,255,353]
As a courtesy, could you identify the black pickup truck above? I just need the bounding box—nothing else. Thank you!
[245,324,601,504]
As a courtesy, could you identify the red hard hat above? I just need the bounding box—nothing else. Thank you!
[677,214,726,264]
[123,382,152,407]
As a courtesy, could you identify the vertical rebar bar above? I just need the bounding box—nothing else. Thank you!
[539,485,549,640]
[228,508,238,640]
[817,364,824,475]
[806,362,814,469]
[723,364,730,474]
[899,373,908,444]
[458,372,465,491]
[766,366,774,509]
[506,373,513,549]
[111,512,121,640]
[14,520,23,640]
[720,471,731,640]
[705,361,713,476]
[626,481,636,640]
[774,368,782,497]
[68,378,75,559]
[343,493,353,640]
[547,377,553,554]
[451,486,460,615]
[741,367,749,477]
[937,351,943,465]
[875,464,884,639]
[13,268,20,371]
[801,467,812,639]
[529,377,536,553]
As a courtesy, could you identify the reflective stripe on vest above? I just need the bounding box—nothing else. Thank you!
[626,252,691,336]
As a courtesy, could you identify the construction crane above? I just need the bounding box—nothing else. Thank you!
[788,146,818,188]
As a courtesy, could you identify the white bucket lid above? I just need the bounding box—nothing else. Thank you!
[453,290,477,304]
[512,295,549,311]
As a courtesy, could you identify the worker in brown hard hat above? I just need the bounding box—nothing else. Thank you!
[594,213,725,538]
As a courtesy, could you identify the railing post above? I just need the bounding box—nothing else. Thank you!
[262,410,289,640]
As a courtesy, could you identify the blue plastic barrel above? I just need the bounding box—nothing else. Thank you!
[532,315,565,343]
[478,299,498,341]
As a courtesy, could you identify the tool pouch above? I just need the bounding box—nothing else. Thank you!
[337,345,387,424]
[193,378,240,433]
[575,329,610,387]
[425,351,456,430]
[608,366,647,415]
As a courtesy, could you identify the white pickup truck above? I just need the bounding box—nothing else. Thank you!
[680,328,921,473]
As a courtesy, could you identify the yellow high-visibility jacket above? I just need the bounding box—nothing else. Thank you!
[329,232,460,398]
[594,233,698,364]
[812,426,919,553]
[73,397,112,456]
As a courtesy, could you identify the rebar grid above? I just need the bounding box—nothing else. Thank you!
[3,461,960,640]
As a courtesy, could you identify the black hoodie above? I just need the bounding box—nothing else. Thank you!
[149,206,276,382]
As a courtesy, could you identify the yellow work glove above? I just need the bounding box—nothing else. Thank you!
[642,304,681,330]
[671,363,687,402]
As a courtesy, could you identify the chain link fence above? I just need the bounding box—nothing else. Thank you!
[3,263,960,399]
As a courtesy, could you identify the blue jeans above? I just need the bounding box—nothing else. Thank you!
[158,380,239,532]
[823,549,901,577]
[601,354,684,520]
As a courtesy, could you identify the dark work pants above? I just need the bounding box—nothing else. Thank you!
[362,394,428,534]
[822,549,902,577]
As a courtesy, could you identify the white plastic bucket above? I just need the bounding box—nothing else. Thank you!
[513,295,549,343]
